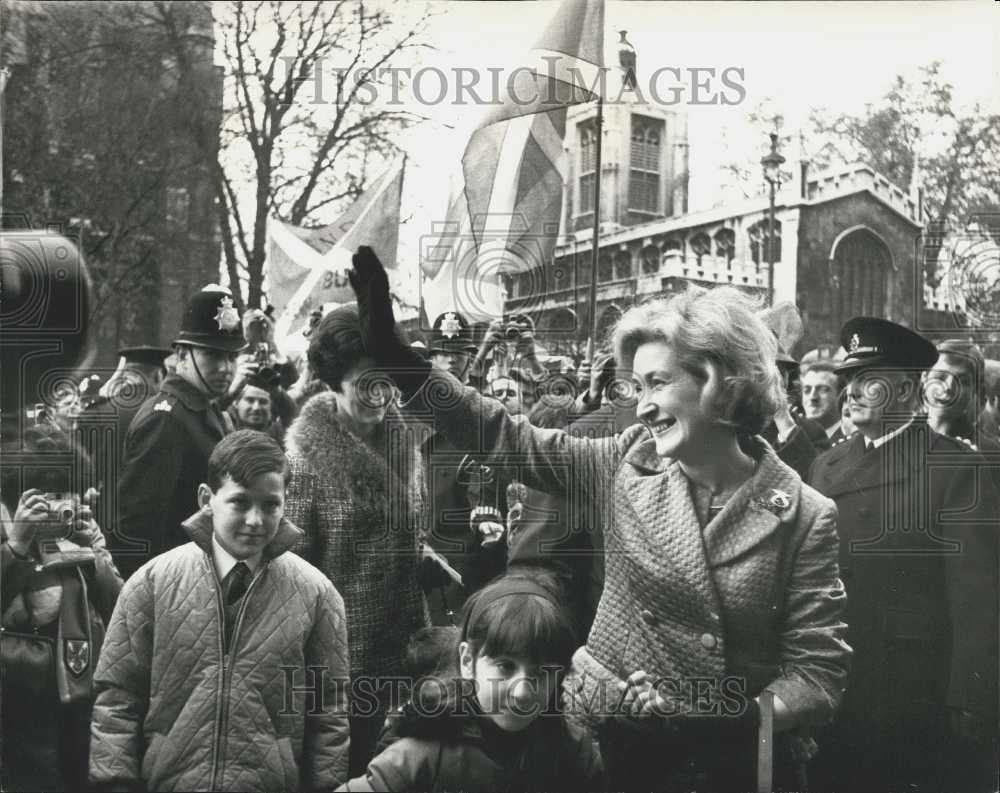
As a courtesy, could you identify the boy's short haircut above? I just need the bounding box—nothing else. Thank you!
[207,429,289,490]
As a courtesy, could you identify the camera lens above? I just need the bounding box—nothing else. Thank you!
[58,506,75,523]
[505,326,520,340]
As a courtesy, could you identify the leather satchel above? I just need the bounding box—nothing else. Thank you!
[1,626,55,697]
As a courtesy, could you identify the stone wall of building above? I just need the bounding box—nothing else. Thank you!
[795,191,922,352]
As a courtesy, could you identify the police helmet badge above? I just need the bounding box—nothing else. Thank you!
[849,333,861,353]
[214,296,240,333]
[440,312,462,339]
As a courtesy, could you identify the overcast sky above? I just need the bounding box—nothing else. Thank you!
[405,0,996,194]
[376,1,995,298]
[227,0,998,317]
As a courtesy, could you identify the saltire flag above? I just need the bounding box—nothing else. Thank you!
[421,0,605,322]
[268,158,405,339]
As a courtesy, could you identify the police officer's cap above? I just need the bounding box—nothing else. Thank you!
[118,345,173,368]
[429,311,477,354]
[836,316,937,375]
[174,285,247,353]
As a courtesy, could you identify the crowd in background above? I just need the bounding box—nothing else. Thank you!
[2,243,999,792]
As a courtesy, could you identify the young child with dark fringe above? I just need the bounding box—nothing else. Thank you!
[89,430,351,792]
[337,572,604,793]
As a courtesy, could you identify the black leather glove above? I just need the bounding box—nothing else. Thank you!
[348,246,430,399]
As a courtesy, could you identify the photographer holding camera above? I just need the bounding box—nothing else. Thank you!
[471,313,547,401]
[1,231,123,792]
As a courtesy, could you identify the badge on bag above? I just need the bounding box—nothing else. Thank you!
[64,639,90,676]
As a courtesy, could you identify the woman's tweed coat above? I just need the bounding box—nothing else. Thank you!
[285,394,430,685]
[412,369,851,732]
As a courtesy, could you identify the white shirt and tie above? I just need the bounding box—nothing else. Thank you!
[211,534,260,651]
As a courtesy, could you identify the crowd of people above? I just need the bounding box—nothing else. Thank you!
[1,240,998,792]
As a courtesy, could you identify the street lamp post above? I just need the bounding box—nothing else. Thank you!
[761,132,785,306]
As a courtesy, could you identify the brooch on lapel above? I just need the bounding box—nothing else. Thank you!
[755,488,790,515]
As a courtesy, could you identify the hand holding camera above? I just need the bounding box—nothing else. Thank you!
[228,354,262,397]
[9,488,51,556]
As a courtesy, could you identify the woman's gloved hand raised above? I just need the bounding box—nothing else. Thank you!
[348,246,431,398]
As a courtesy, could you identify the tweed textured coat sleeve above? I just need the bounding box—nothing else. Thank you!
[405,369,621,533]
[285,395,430,686]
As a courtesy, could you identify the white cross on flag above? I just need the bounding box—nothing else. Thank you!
[421,0,605,322]
[267,159,405,339]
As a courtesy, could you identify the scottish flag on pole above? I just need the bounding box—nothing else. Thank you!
[421,0,605,322]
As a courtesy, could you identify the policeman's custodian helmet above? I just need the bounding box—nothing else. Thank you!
[429,311,477,354]
[174,284,247,353]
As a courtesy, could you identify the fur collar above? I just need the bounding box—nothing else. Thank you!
[286,393,422,501]
[287,392,401,470]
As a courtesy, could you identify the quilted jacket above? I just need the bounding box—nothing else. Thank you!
[410,370,851,731]
[89,512,351,792]
[285,394,430,685]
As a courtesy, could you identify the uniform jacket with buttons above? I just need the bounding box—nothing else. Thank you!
[808,422,999,732]
[116,376,231,579]
[89,512,351,792]
[409,370,851,730]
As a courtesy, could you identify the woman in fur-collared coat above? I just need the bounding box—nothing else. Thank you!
[284,305,430,777]
[348,245,852,793]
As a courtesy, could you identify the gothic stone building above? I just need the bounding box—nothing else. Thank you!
[502,98,929,359]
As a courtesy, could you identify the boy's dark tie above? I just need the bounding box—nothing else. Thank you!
[222,561,251,651]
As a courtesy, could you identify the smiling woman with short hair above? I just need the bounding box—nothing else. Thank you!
[349,245,851,792]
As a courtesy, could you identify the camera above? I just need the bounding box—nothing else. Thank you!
[253,342,279,387]
[504,324,522,341]
[29,492,78,544]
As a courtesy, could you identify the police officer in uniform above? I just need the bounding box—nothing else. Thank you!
[808,317,998,793]
[113,286,245,579]
[77,345,172,541]
[418,311,507,624]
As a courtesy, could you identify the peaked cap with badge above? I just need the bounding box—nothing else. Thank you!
[174,285,247,353]
[835,316,937,376]
[429,310,477,354]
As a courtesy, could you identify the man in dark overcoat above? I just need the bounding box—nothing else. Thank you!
[808,317,998,793]
[113,286,245,578]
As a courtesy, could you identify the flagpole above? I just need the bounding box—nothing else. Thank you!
[0,67,10,218]
[586,95,604,362]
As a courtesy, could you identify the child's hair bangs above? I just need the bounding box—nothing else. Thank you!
[474,593,575,671]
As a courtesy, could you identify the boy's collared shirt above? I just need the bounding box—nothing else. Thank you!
[211,532,262,581]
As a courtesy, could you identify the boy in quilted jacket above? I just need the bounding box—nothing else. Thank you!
[90,430,351,792]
